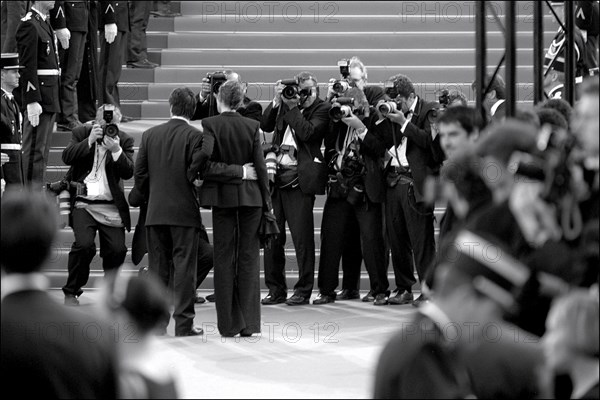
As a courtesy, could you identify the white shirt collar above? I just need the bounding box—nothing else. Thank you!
[171,116,190,124]
[1,88,13,100]
[31,7,47,21]
[408,95,418,114]
[490,99,506,116]
[1,272,49,302]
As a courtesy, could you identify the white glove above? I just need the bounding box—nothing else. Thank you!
[1,178,5,197]
[104,23,117,44]
[1,152,9,166]
[55,28,70,49]
[27,102,43,127]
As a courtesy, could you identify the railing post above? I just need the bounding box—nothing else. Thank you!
[505,1,516,117]
[476,1,487,123]
[533,1,544,104]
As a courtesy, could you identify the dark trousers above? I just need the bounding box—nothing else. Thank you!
[146,225,198,335]
[196,233,214,289]
[264,186,316,298]
[62,208,127,297]
[318,197,389,296]
[22,111,56,188]
[78,6,98,123]
[385,182,436,292]
[59,31,87,123]
[340,214,363,291]
[99,30,126,106]
[213,206,262,336]
[1,149,23,187]
[127,1,151,63]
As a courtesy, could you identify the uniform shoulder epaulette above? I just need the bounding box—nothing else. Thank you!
[21,12,32,22]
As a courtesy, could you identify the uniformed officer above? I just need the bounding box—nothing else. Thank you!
[1,53,25,188]
[50,0,91,131]
[99,1,130,108]
[16,1,61,189]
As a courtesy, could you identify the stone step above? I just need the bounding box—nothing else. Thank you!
[172,14,554,32]
[180,0,541,17]
[158,48,535,67]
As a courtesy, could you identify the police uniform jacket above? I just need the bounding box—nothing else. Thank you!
[16,9,60,113]
[99,1,130,32]
[261,97,331,195]
[62,125,135,230]
[0,91,22,149]
[50,1,90,33]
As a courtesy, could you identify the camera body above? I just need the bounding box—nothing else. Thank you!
[99,105,119,144]
[206,71,228,94]
[438,89,450,109]
[280,77,300,100]
[329,97,362,120]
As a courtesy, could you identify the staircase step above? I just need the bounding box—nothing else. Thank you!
[163,31,556,49]
[173,15,554,32]
[159,48,534,67]
[180,0,540,16]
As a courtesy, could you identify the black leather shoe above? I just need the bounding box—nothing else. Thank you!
[175,326,203,337]
[261,292,286,305]
[120,115,134,123]
[374,293,388,306]
[361,291,375,302]
[412,294,429,307]
[195,293,206,304]
[57,120,82,131]
[313,294,335,305]
[285,294,309,306]
[336,289,360,300]
[206,293,216,302]
[64,294,79,306]
[388,290,414,305]
[127,59,157,69]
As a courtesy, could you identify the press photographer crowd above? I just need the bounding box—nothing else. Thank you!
[2,0,600,399]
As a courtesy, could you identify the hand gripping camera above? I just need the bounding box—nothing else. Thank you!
[329,97,358,120]
[206,71,228,94]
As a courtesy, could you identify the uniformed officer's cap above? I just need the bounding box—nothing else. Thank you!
[1,53,24,70]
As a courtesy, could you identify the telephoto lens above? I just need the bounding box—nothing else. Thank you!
[333,80,350,94]
[265,152,277,182]
[378,101,397,116]
[58,189,71,228]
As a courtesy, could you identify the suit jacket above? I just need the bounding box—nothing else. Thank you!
[62,124,135,230]
[200,112,271,209]
[374,311,472,399]
[16,8,61,113]
[192,95,263,122]
[50,1,90,32]
[0,91,22,146]
[1,289,118,398]
[375,97,442,202]
[324,113,387,203]
[134,118,213,228]
[262,97,331,195]
[99,0,130,32]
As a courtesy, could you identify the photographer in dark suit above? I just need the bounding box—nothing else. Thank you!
[376,73,441,306]
[61,104,134,306]
[260,71,330,305]
[199,80,271,337]
[192,70,263,122]
[134,87,213,337]
[314,62,389,305]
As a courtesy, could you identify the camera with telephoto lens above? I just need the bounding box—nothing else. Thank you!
[280,77,301,100]
[332,59,353,94]
[99,105,119,144]
[378,101,398,116]
[438,89,450,109]
[206,71,228,94]
[45,179,87,197]
[329,97,362,120]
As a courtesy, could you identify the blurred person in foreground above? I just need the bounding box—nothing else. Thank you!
[542,288,599,399]
[1,189,118,398]
[102,273,180,398]
[198,80,272,337]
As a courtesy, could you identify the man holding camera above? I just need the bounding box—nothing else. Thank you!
[314,58,389,306]
[192,70,262,122]
[259,71,330,306]
[375,74,441,306]
[61,104,134,306]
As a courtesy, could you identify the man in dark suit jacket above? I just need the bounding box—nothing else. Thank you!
[61,104,134,305]
[16,1,61,188]
[1,53,24,188]
[259,71,330,305]
[1,189,119,398]
[376,73,441,306]
[99,0,129,108]
[134,87,213,336]
[315,79,389,306]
